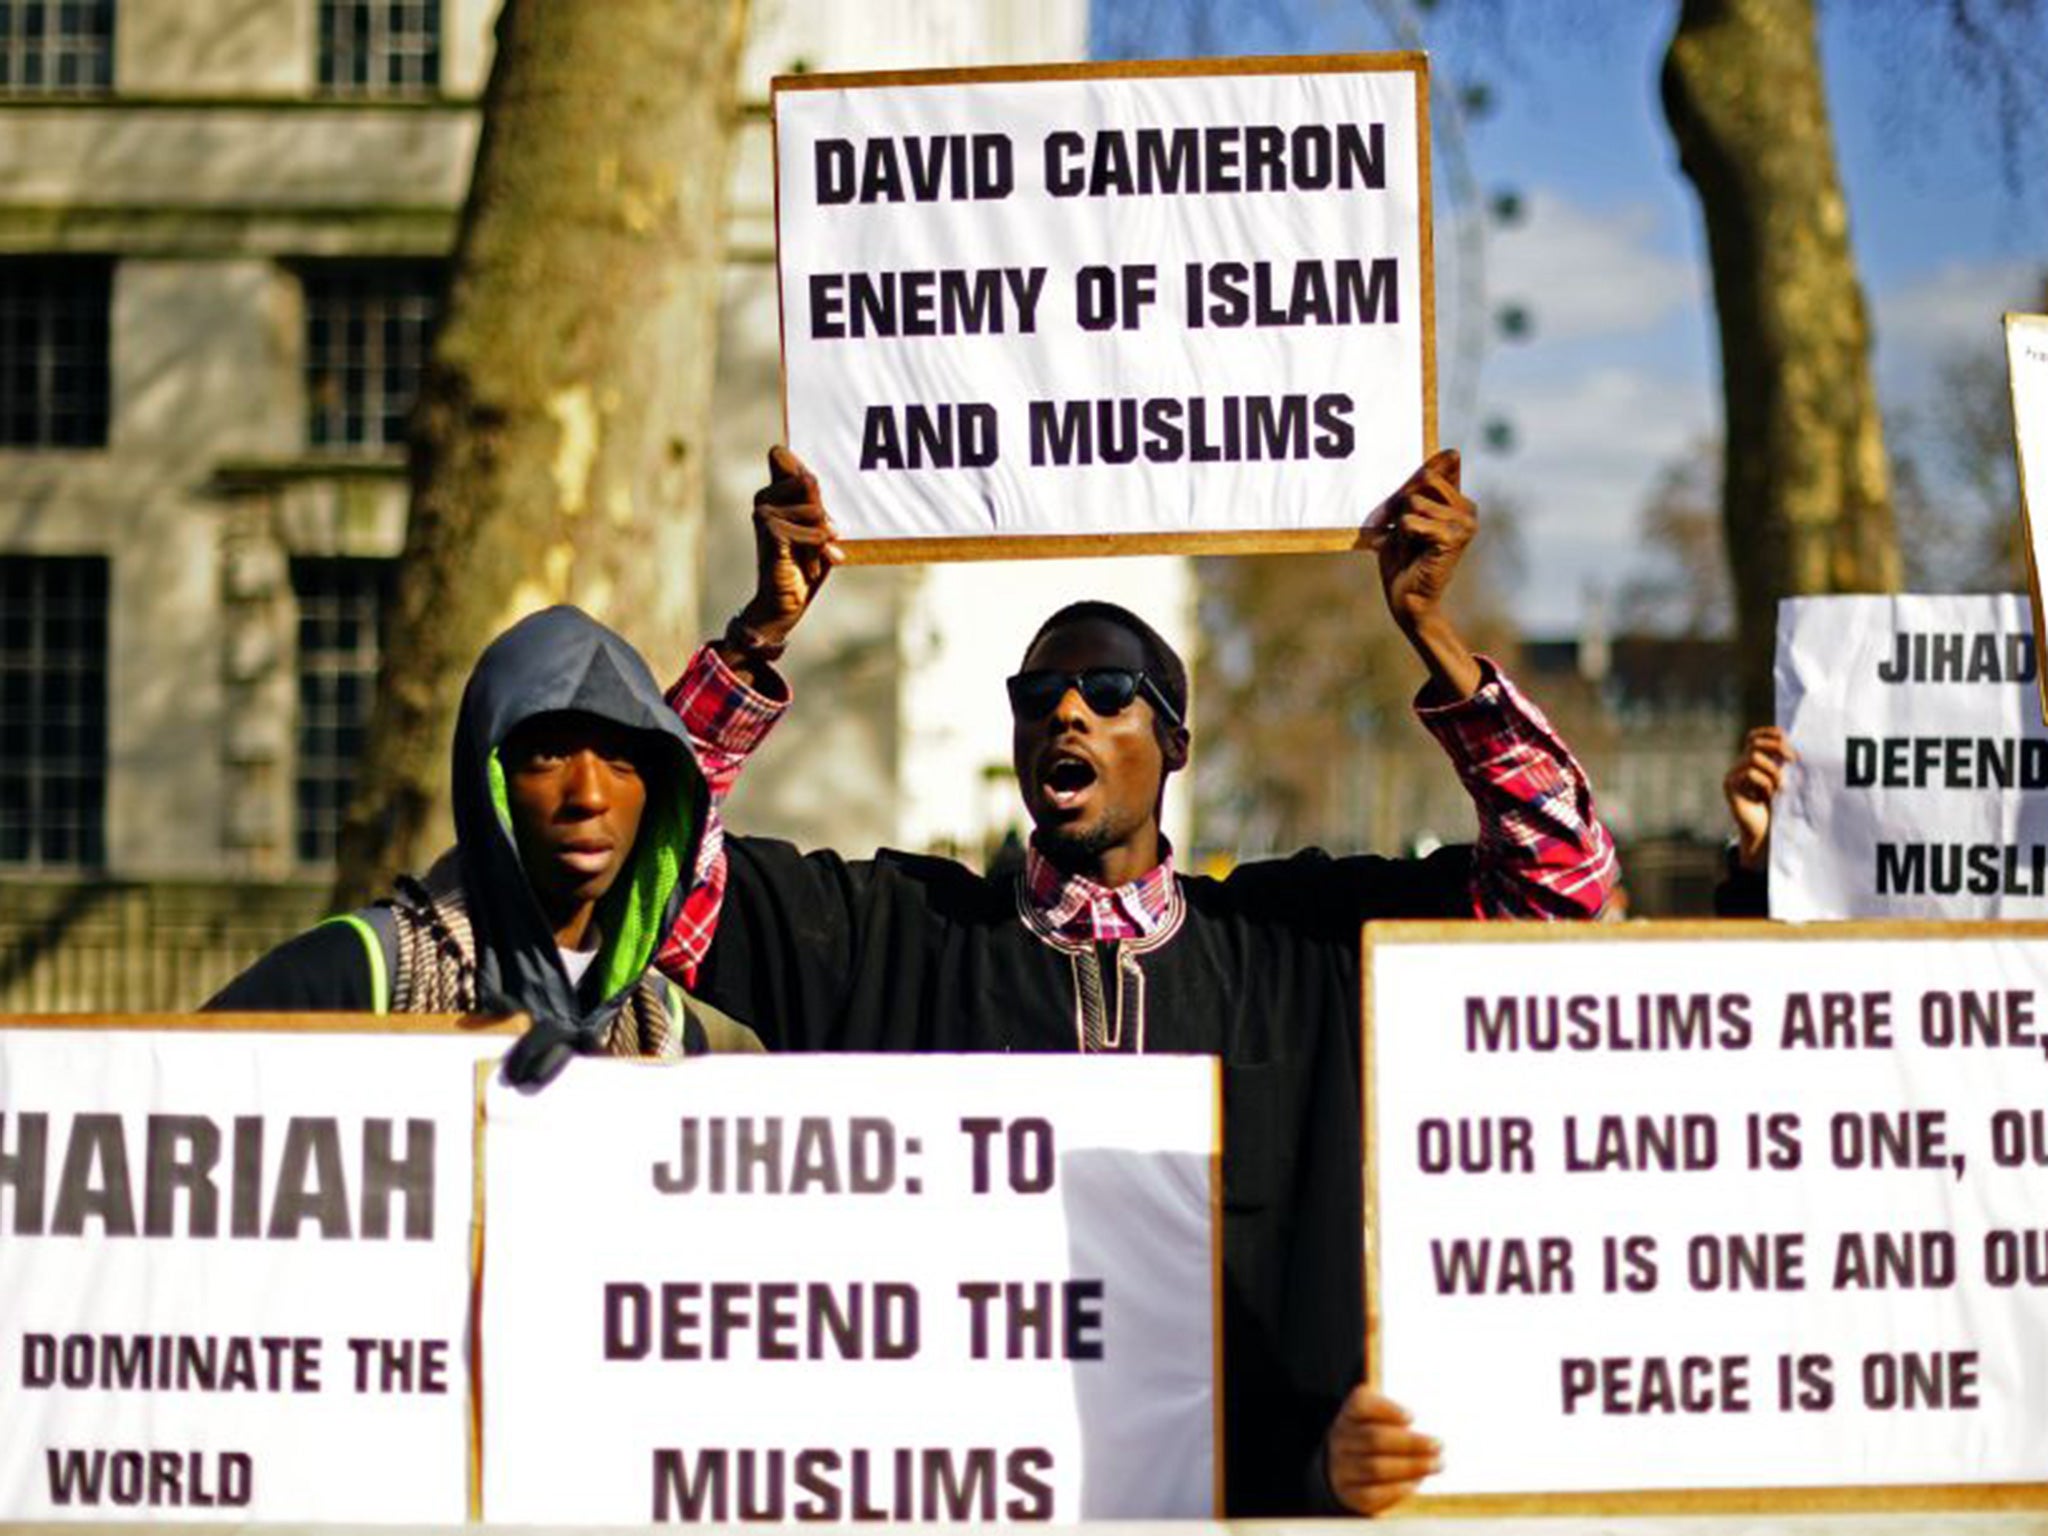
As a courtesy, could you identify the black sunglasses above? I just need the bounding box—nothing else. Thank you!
[1005,667,1183,728]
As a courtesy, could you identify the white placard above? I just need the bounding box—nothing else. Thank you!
[774,60,1430,551]
[1369,925,2048,1503]
[1772,594,2046,920]
[481,1055,1218,1523]
[0,1027,497,1523]
[2010,314,2048,720]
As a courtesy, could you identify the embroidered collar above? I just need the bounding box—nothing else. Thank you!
[1022,841,1178,944]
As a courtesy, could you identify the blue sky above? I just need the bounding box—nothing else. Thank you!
[1092,2,2048,632]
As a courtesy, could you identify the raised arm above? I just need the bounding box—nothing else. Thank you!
[1376,448,1483,704]
[1417,662,1618,919]
[655,447,842,984]
[1377,451,1618,920]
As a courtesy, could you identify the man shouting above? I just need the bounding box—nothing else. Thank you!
[654,446,1618,1515]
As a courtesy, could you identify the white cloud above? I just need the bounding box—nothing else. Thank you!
[1470,365,1715,633]
[1872,257,2043,407]
[1484,191,1702,344]
[1875,259,2040,357]
[1478,255,2044,631]
[1437,186,1715,631]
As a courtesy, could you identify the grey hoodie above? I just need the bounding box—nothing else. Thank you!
[450,605,709,1080]
[206,604,709,1084]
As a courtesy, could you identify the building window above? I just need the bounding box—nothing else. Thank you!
[317,0,439,96]
[0,556,108,868]
[302,262,440,452]
[0,258,112,447]
[0,0,115,92]
[292,557,396,866]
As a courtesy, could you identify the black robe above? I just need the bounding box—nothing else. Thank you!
[694,833,1473,1515]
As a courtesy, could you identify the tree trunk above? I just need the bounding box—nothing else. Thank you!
[1662,0,1899,726]
[333,0,748,908]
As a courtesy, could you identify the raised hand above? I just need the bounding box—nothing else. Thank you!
[1724,725,1795,871]
[1376,448,1475,633]
[735,445,843,644]
[714,447,845,688]
[1374,449,1482,701]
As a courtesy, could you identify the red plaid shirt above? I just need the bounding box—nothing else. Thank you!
[654,646,783,985]
[655,647,1616,978]
[1023,841,1179,943]
[1415,660,1618,920]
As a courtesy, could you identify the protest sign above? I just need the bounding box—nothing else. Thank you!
[0,1020,503,1523]
[1771,594,2047,920]
[1366,921,2048,1512]
[479,1054,1218,1523]
[2010,314,2048,720]
[773,57,1432,560]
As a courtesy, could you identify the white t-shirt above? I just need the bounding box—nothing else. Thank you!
[559,946,597,987]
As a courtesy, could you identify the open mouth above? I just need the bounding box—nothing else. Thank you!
[1041,755,1098,810]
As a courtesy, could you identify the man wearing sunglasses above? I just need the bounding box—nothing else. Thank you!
[649,446,1618,1517]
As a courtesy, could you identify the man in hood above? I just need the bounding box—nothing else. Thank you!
[206,605,712,1082]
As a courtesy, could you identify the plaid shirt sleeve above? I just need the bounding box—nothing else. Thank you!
[1414,658,1619,920]
[654,644,790,985]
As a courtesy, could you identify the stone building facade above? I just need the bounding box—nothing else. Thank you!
[0,0,1195,1008]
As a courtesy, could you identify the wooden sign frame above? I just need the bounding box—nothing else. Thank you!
[1358,917,2048,1517]
[2007,313,2048,725]
[0,1016,515,1523]
[770,54,1436,565]
[0,1011,517,1034]
[1,1022,1224,1521]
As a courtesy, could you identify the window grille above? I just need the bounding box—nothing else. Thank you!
[0,556,108,868]
[291,557,396,866]
[316,0,438,96]
[0,0,115,92]
[302,262,440,452]
[0,257,111,447]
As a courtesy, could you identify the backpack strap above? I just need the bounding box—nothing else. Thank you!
[371,848,722,1058]
[384,851,480,1014]
[317,911,395,1015]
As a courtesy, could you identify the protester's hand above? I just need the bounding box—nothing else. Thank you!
[1376,449,1474,633]
[735,445,843,647]
[1321,1386,1442,1517]
[1373,451,1481,701]
[1724,725,1795,872]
